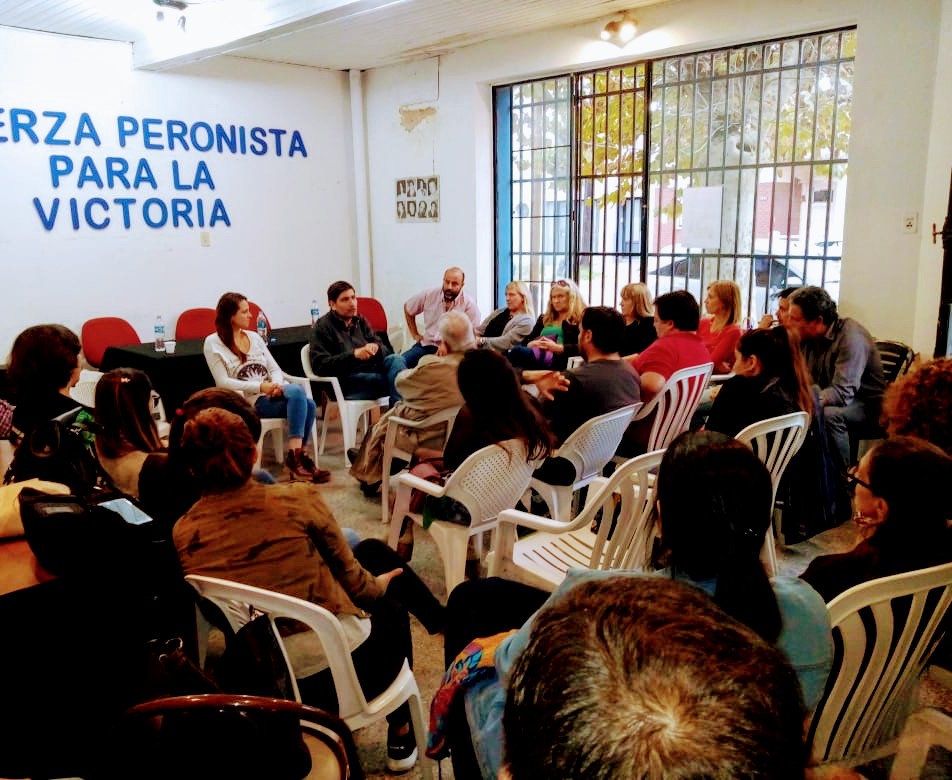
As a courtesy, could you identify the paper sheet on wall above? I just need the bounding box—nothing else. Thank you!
[681,186,723,249]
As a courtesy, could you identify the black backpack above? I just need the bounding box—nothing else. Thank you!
[4,407,104,495]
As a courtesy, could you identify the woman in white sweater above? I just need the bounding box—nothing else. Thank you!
[204,292,328,482]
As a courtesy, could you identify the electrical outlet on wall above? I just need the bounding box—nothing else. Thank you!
[902,213,919,234]
[200,231,211,247]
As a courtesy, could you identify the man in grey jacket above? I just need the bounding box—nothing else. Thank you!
[786,286,885,472]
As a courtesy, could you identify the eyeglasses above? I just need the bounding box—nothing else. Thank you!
[843,466,873,493]
[553,280,570,288]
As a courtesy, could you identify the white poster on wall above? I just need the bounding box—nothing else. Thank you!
[681,185,723,249]
[396,176,439,222]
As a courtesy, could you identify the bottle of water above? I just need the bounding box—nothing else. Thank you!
[153,315,166,352]
[256,310,268,341]
[310,299,321,326]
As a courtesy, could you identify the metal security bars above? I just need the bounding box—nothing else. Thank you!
[494,28,855,320]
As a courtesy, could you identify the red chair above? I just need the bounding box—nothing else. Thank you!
[81,316,140,368]
[248,301,271,332]
[357,297,388,333]
[175,308,217,340]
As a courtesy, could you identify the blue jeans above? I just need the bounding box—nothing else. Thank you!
[254,383,317,441]
[401,341,438,369]
[342,353,406,403]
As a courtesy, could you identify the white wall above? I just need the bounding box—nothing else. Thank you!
[363,0,945,354]
[0,27,356,356]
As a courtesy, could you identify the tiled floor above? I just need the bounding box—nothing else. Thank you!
[270,423,951,779]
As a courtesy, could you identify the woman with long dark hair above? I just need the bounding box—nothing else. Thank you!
[394,349,554,562]
[94,368,164,498]
[705,326,813,436]
[436,431,831,779]
[203,292,328,483]
[801,436,952,602]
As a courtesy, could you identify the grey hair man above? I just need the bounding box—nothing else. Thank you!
[503,576,807,780]
[786,286,885,479]
[348,310,474,494]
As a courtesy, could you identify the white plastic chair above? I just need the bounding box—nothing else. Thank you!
[528,403,640,522]
[380,406,460,525]
[249,373,320,471]
[631,362,714,452]
[488,450,664,591]
[807,562,952,770]
[735,411,810,577]
[300,345,388,466]
[185,574,432,780]
[387,439,535,592]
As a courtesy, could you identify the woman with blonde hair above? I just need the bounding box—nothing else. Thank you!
[699,279,743,373]
[506,278,586,371]
[618,282,656,356]
[475,280,536,352]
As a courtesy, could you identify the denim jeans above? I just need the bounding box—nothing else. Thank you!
[254,383,316,441]
[341,353,406,403]
[401,341,438,369]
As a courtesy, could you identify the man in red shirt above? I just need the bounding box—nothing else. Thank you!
[627,290,710,398]
[620,290,711,454]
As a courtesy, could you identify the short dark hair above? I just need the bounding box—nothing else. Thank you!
[504,577,807,780]
[7,324,81,397]
[776,285,801,300]
[580,306,624,354]
[789,286,837,325]
[327,281,355,304]
[167,387,262,457]
[653,290,700,331]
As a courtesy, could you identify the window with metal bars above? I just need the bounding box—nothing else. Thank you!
[494,28,855,322]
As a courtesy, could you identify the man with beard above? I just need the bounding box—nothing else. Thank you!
[402,266,481,368]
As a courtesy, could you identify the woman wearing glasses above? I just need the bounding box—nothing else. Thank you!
[800,436,952,602]
[505,278,586,371]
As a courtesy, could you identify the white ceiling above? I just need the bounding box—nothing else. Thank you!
[0,0,666,71]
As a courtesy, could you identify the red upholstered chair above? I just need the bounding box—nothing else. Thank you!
[357,297,388,332]
[248,301,271,332]
[175,308,217,340]
[81,316,140,368]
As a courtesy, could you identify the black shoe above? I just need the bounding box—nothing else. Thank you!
[386,725,418,773]
[346,447,360,463]
[359,480,381,497]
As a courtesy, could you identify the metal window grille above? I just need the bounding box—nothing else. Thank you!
[494,28,855,321]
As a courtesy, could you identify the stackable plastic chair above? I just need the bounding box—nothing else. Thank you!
[175,308,217,340]
[248,373,320,471]
[299,346,388,466]
[735,411,810,576]
[487,450,663,591]
[380,406,461,525]
[528,403,639,522]
[186,574,432,779]
[387,439,535,592]
[630,362,714,453]
[807,562,952,770]
[81,316,140,368]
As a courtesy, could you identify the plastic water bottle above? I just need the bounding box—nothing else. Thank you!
[153,315,166,352]
[256,310,268,341]
[310,299,321,326]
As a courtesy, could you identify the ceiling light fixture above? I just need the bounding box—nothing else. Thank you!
[154,0,189,31]
[600,12,637,47]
